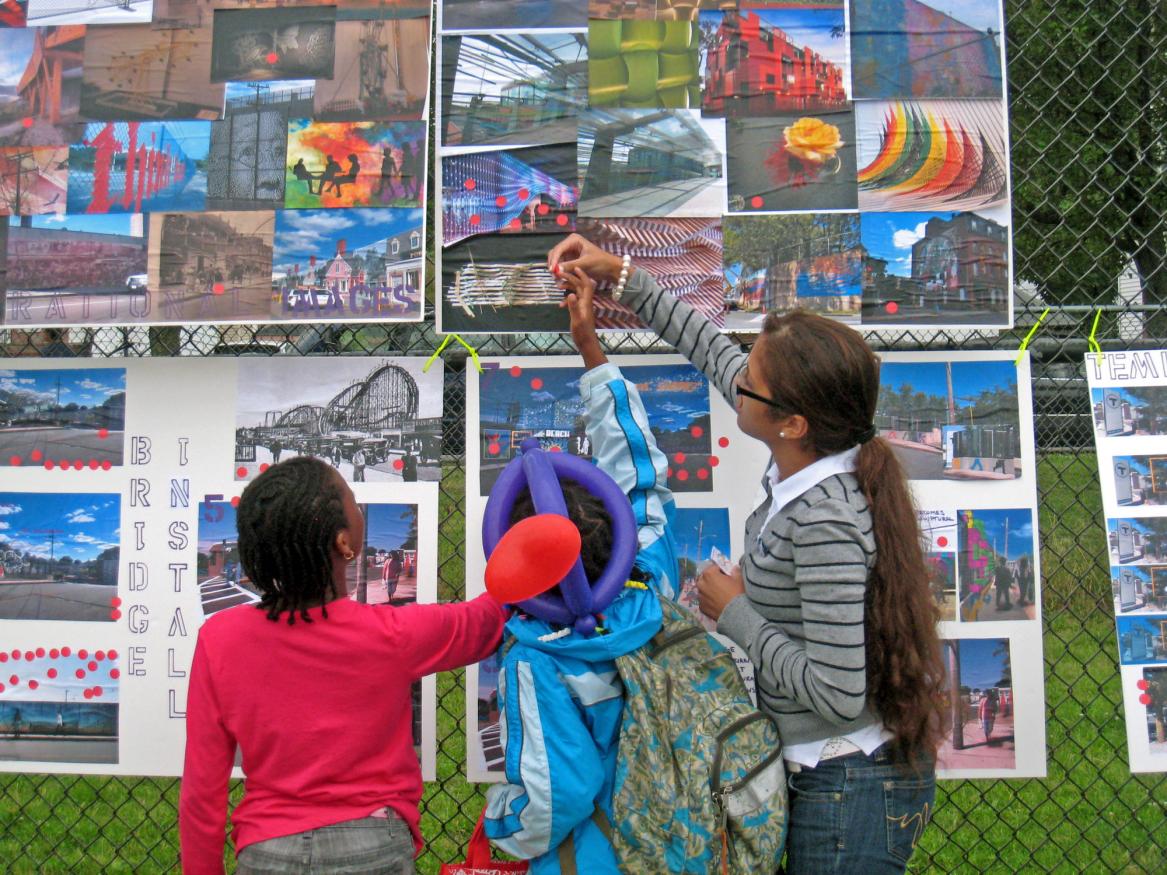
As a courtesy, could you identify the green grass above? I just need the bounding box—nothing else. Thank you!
[1,453,1164,872]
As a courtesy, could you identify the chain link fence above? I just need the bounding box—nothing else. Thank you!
[1,1,1165,871]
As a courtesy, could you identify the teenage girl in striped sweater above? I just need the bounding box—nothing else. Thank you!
[548,234,945,875]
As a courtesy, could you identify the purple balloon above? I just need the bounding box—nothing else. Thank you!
[483,438,637,635]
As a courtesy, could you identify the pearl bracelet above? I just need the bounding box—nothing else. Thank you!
[612,253,631,301]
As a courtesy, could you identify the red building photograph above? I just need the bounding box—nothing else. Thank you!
[702,7,848,116]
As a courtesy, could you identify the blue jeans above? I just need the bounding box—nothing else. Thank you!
[782,745,935,875]
[235,814,415,875]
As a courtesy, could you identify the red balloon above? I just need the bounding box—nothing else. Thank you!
[485,514,581,605]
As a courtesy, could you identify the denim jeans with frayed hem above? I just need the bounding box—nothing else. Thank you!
[235,814,415,875]
[781,745,935,875]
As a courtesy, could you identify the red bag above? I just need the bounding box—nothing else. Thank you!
[440,810,529,875]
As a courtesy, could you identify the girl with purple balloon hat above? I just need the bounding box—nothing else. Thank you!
[480,266,680,874]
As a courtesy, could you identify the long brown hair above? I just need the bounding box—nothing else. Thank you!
[757,310,946,763]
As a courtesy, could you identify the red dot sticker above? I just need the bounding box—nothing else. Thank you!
[107,649,118,660]
[0,684,5,693]
[230,496,241,508]
[538,203,550,215]
[259,463,270,473]
[495,195,507,207]
[469,214,481,226]
[392,458,404,471]
[89,459,99,469]
[49,649,59,659]
[111,609,122,621]
[518,187,530,199]
[23,651,33,661]
[1140,693,1152,705]
[109,598,121,608]
[750,196,764,209]
[236,466,248,478]
[97,429,109,439]
[464,178,476,190]
[509,365,522,377]
[22,117,33,128]
[549,445,561,453]
[530,378,543,390]
[718,436,730,448]
[690,425,703,438]
[47,668,57,679]
[673,452,686,464]
[78,649,88,659]
[937,536,949,547]
[9,649,19,659]
[8,675,17,686]
[555,214,569,226]
[885,301,899,315]
[30,449,43,461]
[73,458,83,469]
[83,689,93,700]
[57,459,69,469]
[265,51,279,64]
[677,469,689,481]
[212,282,226,295]
[510,218,522,230]
[697,468,709,480]
[61,647,71,657]
[95,651,105,661]
[76,669,85,679]
[667,467,674,478]
[93,686,103,697]
[101,460,112,470]
[35,647,44,658]
[1137,679,1150,690]
[110,668,120,679]
[8,455,20,466]
[709,455,720,467]
[488,442,500,456]
[28,680,38,690]
[44,459,55,470]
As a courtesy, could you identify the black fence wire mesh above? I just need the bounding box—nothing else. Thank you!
[1,1,1166,871]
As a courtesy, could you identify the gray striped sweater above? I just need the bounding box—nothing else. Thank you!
[620,269,881,745]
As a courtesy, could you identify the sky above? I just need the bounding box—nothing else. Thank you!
[964,507,1033,560]
[0,29,35,89]
[0,492,120,562]
[0,649,120,704]
[673,508,731,564]
[879,360,1017,402]
[80,121,210,162]
[1113,456,1151,477]
[198,502,237,551]
[451,33,584,100]
[951,636,1009,689]
[701,7,849,68]
[365,503,416,552]
[273,208,423,270]
[235,357,440,425]
[925,0,1003,33]
[480,363,710,433]
[224,79,315,102]
[0,368,125,408]
[861,212,951,277]
[9,213,141,236]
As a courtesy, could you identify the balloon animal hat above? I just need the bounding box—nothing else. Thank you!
[483,437,637,637]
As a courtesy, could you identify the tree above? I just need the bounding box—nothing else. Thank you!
[1008,1,1165,334]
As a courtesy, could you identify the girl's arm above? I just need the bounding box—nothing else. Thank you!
[550,233,746,408]
[179,637,235,875]
[390,592,506,677]
[718,500,872,724]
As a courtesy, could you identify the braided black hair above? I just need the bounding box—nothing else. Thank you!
[236,455,349,624]
[511,478,613,583]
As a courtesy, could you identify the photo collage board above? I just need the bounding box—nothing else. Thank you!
[0,0,431,327]
[1086,349,1167,773]
[0,356,443,777]
[464,350,1045,782]
[435,0,1013,334]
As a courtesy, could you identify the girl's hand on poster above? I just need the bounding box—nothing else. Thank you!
[549,233,624,285]
[697,563,745,622]
[560,267,607,370]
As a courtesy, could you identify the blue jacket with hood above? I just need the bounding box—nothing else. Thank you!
[484,361,679,874]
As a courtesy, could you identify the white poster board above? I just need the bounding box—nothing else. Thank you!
[0,357,442,778]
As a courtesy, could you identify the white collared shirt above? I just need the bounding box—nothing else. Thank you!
[756,445,861,543]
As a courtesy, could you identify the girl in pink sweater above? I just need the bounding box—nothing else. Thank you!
[180,456,505,874]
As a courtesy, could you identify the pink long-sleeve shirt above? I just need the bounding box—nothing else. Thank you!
[179,593,505,874]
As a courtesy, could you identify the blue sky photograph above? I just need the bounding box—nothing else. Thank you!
[197,502,237,552]
[673,508,730,564]
[963,508,1034,560]
[273,208,423,272]
[365,503,416,553]
[0,368,124,408]
[700,7,848,68]
[879,360,1017,401]
[9,213,142,236]
[0,650,120,704]
[480,364,709,433]
[951,637,1010,689]
[0,492,120,561]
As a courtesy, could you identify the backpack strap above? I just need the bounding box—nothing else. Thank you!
[554,806,614,875]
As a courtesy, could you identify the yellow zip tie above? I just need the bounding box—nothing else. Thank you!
[423,333,483,374]
[624,579,649,590]
[1014,307,1049,366]
[1087,309,1104,368]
